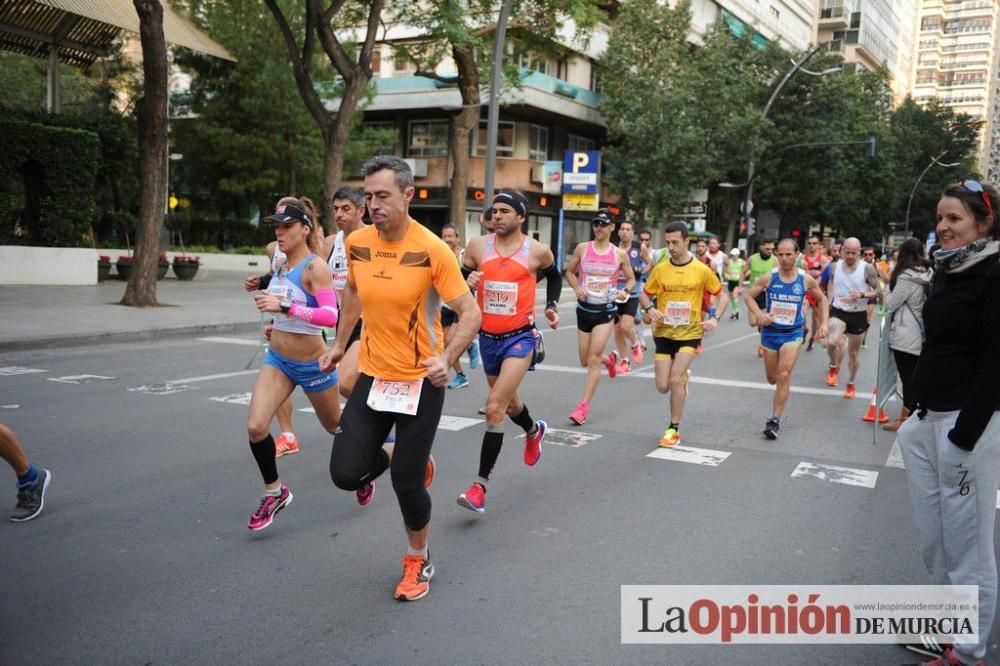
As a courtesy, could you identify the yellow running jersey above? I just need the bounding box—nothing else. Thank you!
[643,257,722,341]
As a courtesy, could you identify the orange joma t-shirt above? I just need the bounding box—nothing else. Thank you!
[346,219,469,381]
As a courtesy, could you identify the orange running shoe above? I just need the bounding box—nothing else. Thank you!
[658,427,681,448]
[826,366,839,387]
[844,382,856,399]
[394,552,434,601]
[274,433,299,458]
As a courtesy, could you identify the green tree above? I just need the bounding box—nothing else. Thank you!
[390,0,604,229]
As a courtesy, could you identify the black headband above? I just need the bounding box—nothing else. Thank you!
[493,191,528,218]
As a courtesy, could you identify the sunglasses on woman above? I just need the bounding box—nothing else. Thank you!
[962,179,994,219]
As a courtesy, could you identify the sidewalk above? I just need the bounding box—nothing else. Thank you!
[0,270,263,352]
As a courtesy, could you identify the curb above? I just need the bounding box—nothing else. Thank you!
[0,320,261,353]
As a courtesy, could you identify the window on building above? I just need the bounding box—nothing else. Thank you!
[589,61,600,92]
[529,125,548,162]
[472,120,515,158]
[371,49,382,77]
[408,120,449,157]
[567,134,596,152]
[849,11,860,29]
[921,17,941,31]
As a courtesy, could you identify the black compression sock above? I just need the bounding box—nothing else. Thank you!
[250,434,279,485]
[477,428,504,480]
[509,404,536,435]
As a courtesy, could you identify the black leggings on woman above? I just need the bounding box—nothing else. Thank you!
[330,374,444,531]
[893,349,919,412]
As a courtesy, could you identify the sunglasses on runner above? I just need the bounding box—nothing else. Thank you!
[962,179,994,219]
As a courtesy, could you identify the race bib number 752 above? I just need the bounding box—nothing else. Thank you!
[367,379,423,415]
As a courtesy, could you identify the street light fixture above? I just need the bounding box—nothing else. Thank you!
[905,151,960,233]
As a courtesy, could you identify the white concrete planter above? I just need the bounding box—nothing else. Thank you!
[0,246,268,285]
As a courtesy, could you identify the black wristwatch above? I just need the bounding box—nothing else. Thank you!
[643,304,654,313]
[279,298,292,314]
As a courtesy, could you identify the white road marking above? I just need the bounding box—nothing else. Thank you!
[209,392,253,406]
[702,331,759,351]
[996,491,1000,510]
[791,462,879,489]
[127,383,199,396]
[198,336,261,347]
[437,416,483,431]
[647,445,732,467]
[46,374,115,385]
[169,370,257,384]
[0,366,47,376]
[517,427,600,448]
[885,440,905,469]
[534,363,873,400]
[1,404,19,409]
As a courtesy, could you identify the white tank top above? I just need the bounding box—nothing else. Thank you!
[270,245,285,274]
[327,231,349,294]
[831,259,869,312]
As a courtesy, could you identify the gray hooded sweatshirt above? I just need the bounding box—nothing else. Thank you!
[885,267,933,355]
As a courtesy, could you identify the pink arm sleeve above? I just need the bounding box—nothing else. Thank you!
[288,288,338,328]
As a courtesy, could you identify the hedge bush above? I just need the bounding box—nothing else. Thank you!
[0,118,100,247]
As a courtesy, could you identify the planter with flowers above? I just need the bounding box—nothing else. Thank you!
[97,255,111,282]
[172,255,201,281]
[115,255,132,280]
[157,253,169,280]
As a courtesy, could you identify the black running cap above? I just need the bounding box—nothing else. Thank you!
[264,201,312,228]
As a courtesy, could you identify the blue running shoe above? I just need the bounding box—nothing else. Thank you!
[447,373,470,390]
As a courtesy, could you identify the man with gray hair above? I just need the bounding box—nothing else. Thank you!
[824,237,881,398]
[321,155,481,602]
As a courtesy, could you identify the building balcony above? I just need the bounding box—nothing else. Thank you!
[326,70,604,127]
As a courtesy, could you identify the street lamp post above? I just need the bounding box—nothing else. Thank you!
[905,151,960,233]
[741,45,823,246]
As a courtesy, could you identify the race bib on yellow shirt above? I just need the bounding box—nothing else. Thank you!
[770,302,797,326]
[666,301,692,326]
[483,280,518,315]
[367,379,423,415]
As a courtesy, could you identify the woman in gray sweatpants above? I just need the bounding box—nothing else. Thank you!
[898,179,1000,666]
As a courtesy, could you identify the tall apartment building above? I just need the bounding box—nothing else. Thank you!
[815,0,918,103]
[685,0,816,52]
[911,0,1000,177]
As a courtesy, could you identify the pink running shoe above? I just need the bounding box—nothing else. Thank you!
[617,359,631,375]
[523,420,546,466]
[569,401,589,425]
[247,484,292,530]
[457,482,486,513]
[604,350,618,378]
[630,343,644,364]
[356,481,374,506]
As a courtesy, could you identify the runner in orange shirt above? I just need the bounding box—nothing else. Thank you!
[456,190,561,513]
[320,156,480,602]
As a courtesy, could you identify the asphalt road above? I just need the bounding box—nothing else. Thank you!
[1,309,996,664]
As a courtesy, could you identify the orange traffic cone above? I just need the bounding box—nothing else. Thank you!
[862,388,889,424]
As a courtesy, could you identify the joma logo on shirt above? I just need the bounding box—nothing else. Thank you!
[376,250,397,259]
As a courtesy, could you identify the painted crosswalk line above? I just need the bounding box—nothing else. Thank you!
[128,383,198,396]
[517,427,600,448]
[0,366,47,376]
[437,416,483,431]
[210,392,253,406]
[646,445,732,467]
[46,374,115,385]
[791,462,879,489]
[885,440,905,469]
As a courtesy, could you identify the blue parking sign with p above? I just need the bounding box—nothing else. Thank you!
[562,150,600,194]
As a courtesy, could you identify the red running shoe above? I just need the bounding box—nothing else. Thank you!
[524,420,546,466]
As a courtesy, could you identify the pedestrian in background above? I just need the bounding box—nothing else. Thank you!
[897,179,1000,666]
[883,237,932,432]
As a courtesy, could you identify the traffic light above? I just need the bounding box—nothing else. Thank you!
[865,134,880,161]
